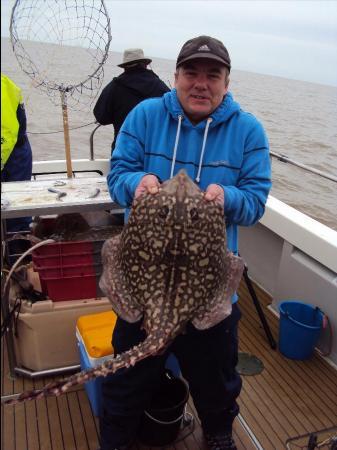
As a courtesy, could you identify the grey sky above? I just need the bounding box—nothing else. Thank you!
[2,0,337,86]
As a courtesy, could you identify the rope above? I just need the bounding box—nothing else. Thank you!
[27,121,97,135]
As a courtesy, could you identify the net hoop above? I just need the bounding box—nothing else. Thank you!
[9,0,112,95]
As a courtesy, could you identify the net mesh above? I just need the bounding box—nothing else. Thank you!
[10,0,111,110]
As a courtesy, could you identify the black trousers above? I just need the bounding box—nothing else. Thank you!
[99,303,242,449]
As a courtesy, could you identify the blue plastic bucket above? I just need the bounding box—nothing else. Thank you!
[278,300,323,360]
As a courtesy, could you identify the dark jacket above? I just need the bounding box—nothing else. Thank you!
[93,67,170,149]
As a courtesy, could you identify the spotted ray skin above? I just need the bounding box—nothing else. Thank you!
[4,170,244,406]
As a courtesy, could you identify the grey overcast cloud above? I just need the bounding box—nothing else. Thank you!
[2,0,337,86]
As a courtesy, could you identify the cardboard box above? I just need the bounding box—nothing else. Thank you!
[14,298,112,371]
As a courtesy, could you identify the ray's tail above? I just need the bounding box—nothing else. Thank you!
[2,331,170,406]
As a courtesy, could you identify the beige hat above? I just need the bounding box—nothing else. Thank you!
[118,48,152,68]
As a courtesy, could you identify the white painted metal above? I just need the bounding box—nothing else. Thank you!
[261,196,337,273]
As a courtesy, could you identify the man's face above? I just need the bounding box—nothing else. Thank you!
[174,59,229,124]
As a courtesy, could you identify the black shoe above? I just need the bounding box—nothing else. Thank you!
[204,432,237,450]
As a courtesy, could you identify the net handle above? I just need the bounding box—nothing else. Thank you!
[60,91,73,178]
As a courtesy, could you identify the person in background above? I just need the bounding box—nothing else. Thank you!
[101,35,272,450]
[93,48,170,152]
[1,73,32,239]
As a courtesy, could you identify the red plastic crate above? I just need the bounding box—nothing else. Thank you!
[33,262,102,279]
[41,273,103,301]
[32,241,104,266]
[31,218,110,301]
[33,251,94,267]
[33,240,93,255]
[32,241,105,301]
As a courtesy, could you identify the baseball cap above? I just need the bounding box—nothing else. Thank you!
[176,35,231,71]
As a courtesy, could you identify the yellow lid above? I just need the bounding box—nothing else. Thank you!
[82,326,114,357]
[77,310,117,335]
[77,310,117,358]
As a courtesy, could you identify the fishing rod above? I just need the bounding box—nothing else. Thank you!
[270,151,337,183]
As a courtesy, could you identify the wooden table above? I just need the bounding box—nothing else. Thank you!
[1,176,123,218]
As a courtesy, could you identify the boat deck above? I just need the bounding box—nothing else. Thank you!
[2,279,337,450]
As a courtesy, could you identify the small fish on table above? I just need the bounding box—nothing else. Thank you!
[86,187,100,199]
[47,187,67,201]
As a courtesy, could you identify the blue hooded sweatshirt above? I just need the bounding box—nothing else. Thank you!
[107,89,271,300]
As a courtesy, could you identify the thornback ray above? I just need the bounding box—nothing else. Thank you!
[3,170,244,406]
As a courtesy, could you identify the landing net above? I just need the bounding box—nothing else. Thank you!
[10,0,111,110]
[10,0,111,177]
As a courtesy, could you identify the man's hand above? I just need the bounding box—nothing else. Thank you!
[204,184,224,206]
[135,174,160,198]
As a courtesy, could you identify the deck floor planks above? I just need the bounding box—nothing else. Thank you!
[55,390,78,450]
[24,398,41,450]
[239,297,337,428]
[241,377,294,445]
[1,339,15,450]
[237,281,337,447]
[13,402,27,450]
[67,390,93,450]
[234,418,258,450]
[239,324,328,432]
[46,395,65,450]
[34,378,53,450]
[2,406,15,450]
[237,395,276,450]
[239,282,337,405]
[2,278,337,450]
[239,283,337,402]
[241,362,305,436]
[76,389,100,450]
[234,425,256,450]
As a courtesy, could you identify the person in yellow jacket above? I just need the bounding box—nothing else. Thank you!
[1,74,32,238]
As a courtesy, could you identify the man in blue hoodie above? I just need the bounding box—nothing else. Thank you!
[100,36,271,450]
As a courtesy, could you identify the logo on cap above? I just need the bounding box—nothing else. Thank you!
[198,45,210,52]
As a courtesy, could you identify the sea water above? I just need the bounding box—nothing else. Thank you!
[2,38,336,230]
